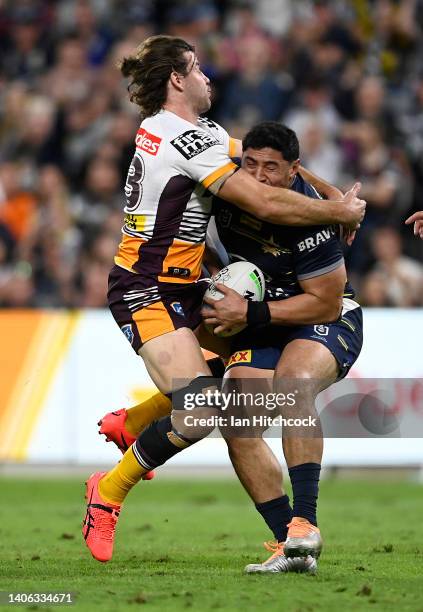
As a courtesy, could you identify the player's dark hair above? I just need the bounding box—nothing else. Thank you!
[242,122,300,162]
[119,35,195,118]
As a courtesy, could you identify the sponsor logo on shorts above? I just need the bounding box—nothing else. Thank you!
[167,266,191,278]
[314,324,329,336]
[135,128,162,156]
[171,130,219,159]
[170,301,185,317]
[226,350,252,368]
[121,323,134,345]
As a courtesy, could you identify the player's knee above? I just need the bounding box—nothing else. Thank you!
[171,407,216,441]
[274,367,321,405]
[170,376,221,442]
[276,365,314,379]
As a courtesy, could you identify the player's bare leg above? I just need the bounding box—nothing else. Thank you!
[139,327,211,392]
[223,366,283,503]
[223,365,315,574]
[275,339,338,560]
[83,327,217,562]
[97,321,227,456]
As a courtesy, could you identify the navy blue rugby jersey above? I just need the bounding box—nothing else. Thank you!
[211,173,355,301]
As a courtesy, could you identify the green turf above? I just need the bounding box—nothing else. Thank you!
[0,476,422,612]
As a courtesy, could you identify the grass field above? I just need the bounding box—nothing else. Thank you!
[1,476,422,612]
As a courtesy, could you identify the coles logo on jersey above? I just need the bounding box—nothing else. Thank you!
[135,128,162,156]
[171,130,218,160]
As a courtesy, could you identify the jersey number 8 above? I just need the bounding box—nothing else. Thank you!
[125,152,145,212]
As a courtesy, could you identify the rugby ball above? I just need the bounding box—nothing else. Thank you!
[203,261,265,337]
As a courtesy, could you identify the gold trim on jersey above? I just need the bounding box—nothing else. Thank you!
[202,161,237,190]
[229,137,237,158]
[115,234,146,271]
[159,240,205,283]
[115,234,205,282]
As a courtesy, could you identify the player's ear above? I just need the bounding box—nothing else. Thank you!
[169,71,184,92]
[289,159,300,179]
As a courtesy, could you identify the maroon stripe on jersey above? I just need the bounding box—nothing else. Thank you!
[133,175,196,277]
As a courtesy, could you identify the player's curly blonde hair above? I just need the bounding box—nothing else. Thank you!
[119,35,195,119]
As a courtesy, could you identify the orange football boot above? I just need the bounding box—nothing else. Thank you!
[82,472,121,563]
[284,517,323,559]
[98,409,155,480]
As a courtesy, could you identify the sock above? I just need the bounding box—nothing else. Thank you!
[255,495,293,543]
[134,376,220,468]
[288,463,321,527]
[125,393,172,437]
[99,445,148,505]
[134,415,191,470]
[99,375,220,505]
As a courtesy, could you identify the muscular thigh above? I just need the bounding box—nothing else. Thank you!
[223,365,274,437]
[276,339,338,392]
[139,327,210,393]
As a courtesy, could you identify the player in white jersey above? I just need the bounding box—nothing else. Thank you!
[83,35,366,563]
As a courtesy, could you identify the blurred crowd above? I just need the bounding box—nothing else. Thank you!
[0,0,422,308]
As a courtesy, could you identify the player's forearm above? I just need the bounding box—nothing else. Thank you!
[218,169,364,228]
[299,166,343,200]
[268,294,342,325]
[265,188,346,226]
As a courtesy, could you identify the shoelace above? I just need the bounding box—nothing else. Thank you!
[263,540,285,560]
[93,507,118,540]
[287,519,313,538]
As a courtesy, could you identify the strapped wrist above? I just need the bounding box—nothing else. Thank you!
[247,301,271,326]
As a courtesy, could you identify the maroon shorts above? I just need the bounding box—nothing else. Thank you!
[108,265,208,353]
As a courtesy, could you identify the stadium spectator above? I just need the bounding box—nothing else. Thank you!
[70,157,122,241]
[361,226,423,307]
[217,35,293,128]
[288,116,341,185]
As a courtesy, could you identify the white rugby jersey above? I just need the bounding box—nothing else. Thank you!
[115,109,237,283]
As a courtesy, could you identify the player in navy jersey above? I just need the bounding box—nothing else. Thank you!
[203,122,363,573]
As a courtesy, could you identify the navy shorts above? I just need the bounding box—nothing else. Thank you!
[226,305,363,380]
